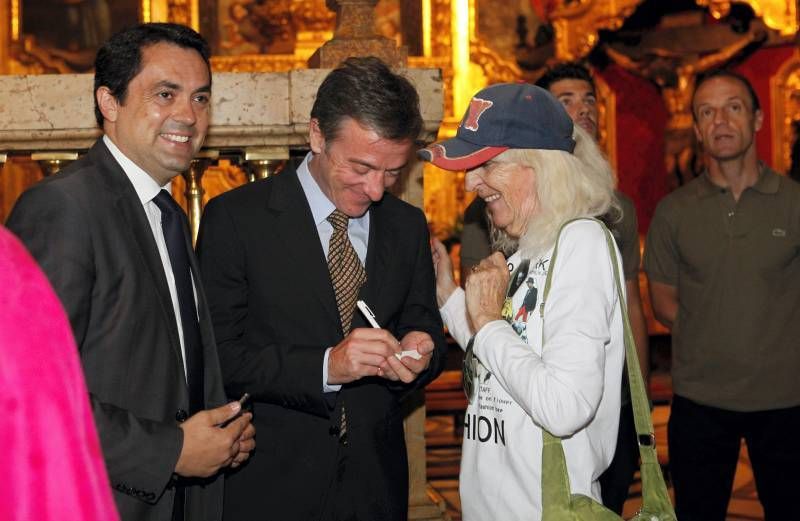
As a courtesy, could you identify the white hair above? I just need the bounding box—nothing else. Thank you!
[488,124,618,259]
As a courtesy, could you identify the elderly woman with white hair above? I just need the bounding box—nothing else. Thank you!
[422,83,626,520]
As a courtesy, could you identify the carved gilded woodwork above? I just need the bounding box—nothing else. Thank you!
[423,167,467,240]
[166,0,195,29]
[470,39,522,85]
[604,25,767,186]
[0,0,628,241]
[215,0,406,67]
[171,159,248,227]
[291,0,335,58]
[2,0,198,74]
[770,50,800,175]
[696,0,798,36]
[511,1,795,65]
[429,0,453,57]
[1,0,510,124]
[593,71,617,172]
[214,0,323,57]
[549,0,643,61]
[293,0,337,32]
[0,2,10,74]
[0,157,42,223]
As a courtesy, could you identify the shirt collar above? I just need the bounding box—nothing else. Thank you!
[696,163,779,199]
[103,135,171,205]
[750,165,780,194]
[296,152,336,226]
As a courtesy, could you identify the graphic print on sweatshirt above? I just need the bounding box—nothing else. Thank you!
[465,253,550,447]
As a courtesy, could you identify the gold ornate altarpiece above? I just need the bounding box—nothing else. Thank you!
[698,0,798,36]
[1,1,199,75]
[0,0,620,238]
[771,49,800,174]
[703,0,800,180]
[0,2,798,514]
[1,0,798,244]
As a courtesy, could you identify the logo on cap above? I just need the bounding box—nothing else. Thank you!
[462,97,493,131]
[428,144,446,160]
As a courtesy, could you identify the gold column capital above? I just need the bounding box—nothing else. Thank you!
[242,147,290,183]
[31,151,79,176]
[182,150,219,246]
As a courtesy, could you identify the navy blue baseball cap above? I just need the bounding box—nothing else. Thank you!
[418,83,575,171]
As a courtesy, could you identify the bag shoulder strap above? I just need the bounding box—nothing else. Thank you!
[540,217,667,514]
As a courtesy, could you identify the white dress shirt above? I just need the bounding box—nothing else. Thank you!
[103,135,193,380]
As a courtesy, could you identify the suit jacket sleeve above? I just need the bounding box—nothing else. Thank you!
[388,207,448,396]
[197,196,334,419]
[6,183,182,504]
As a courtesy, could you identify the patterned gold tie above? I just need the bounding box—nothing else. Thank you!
[327,209,366,443]
[327,210,366,335]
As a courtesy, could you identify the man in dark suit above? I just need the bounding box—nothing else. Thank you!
[6,23,254,521]
[197,57,448,521]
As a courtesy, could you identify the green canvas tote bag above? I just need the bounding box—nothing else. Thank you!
[539,219,677,521]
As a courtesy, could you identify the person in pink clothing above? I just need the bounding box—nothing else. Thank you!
[0,225,119,521]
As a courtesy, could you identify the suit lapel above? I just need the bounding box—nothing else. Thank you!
[91,141,187,374]
[269,166,342,332]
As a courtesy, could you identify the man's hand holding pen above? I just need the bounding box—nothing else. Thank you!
[326,301,434,385]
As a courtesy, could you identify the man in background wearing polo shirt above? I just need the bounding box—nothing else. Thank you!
[645,69,800,520]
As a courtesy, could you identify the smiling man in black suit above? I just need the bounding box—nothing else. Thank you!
[197,57,447,521]
[7,23,254,521]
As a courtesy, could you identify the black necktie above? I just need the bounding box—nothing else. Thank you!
[152,190,204,415]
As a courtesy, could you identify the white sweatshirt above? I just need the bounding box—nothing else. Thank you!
[441,220,625,520]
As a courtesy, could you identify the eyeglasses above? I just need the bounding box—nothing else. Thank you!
[462,337,477,403]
